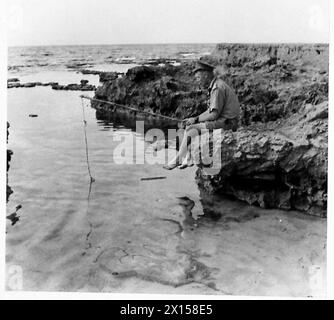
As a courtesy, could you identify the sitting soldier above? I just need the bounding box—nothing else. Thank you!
[163,57,240,170]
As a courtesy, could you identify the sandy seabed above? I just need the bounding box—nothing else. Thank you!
[6,164,326,297]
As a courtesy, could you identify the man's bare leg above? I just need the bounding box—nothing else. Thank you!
[163,123,206,170]
[178,152,194,169]
[163,129,189,170]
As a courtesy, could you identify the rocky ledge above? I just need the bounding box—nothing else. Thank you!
[93,62,207,120]
[7,79,96,91]
[194,101,327,217]
[92,43,328,216]
[51,79,96,91]
[79,69,123,82]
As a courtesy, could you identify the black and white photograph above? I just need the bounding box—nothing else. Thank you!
[1,0,332,300]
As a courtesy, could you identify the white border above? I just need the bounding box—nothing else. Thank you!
[0,0,8,300]
[326,0,333,300]
[0,0,333,300]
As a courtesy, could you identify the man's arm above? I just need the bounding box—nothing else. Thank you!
[186,86,224,125]
[185,109,218,125]
[198,109,218,122]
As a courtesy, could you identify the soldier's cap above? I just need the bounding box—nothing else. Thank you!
[193,57,216,74]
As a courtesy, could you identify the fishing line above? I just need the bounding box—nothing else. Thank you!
[83,178,94,253]
[80,97,95,183]
[80,97,95,255]
[80,95,182,122]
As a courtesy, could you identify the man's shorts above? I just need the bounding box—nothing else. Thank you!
[205,117,239,131]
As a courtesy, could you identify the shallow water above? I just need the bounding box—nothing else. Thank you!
[7,69,326,296]
[8,43,216,74]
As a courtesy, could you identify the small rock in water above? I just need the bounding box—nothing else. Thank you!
[7,78,20,83]
[29,114,38,117]
[80,79,89,85]
[7,82,21,89]
[52,82,96,91]
[23,82,37,88]
[6,213,20,226]
[7,204,22,226]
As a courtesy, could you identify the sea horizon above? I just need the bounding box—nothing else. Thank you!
[8,41,329,48]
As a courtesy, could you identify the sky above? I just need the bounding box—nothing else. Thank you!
[5,0,330,46]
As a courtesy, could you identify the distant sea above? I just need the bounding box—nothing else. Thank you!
[8,43,216,76]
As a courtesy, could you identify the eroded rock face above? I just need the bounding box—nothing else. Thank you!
[99,72,119,82]
[212,43,328,70]
[93,44,328,126]
[194,101,328,217]
[94,62,208,120]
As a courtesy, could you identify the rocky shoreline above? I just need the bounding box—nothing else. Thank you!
[92,43,328,216]
[7,44,328,215]
[7,69,123,90]
[7,78,97,91]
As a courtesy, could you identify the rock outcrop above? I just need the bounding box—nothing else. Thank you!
[93,44,328,126]
[194,101,327,217]
[211,44,328,125]
[7,78,19,83]
[51,80,96,91]
[92,43,328,216]
[7,79,96,91]
[79,69,123,82]
[93,63,207,121]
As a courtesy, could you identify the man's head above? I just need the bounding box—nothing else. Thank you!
[194,70,214,88]
[193,58,215,88]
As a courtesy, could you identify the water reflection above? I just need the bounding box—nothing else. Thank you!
[198,188,262,224]
[94,107,228,224]
[95,108,179,135]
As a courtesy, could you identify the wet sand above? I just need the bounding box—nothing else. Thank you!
[6,163,326,296]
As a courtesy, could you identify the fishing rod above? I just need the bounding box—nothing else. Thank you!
[79,95,182,123]
[79,96,170,182]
